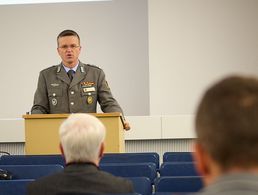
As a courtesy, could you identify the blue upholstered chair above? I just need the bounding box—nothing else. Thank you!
[100,152,160,170]
[0,179,34,195]
[0,164,63,179]
[100,162,157,183]
[155,176,203,193]
[159,162,200,177]
[0,155,65,166]
[127,177,152,195]
[163,152,194,162]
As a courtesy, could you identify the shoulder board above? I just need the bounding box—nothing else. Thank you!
[86,64,101,70]
[41,65,59,72]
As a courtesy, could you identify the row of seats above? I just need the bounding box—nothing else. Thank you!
[0,177,150,195]
[0,152,195,169]
[0,153,200,195]
[101,162,157,183]
[0,165,63,179]
[0,176,203,195]
[0,162,199,181]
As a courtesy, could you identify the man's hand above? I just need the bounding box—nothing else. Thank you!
[124,121,131,131]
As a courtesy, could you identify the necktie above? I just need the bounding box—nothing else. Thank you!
[67,70,75,82]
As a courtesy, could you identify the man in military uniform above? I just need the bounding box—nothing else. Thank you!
[31,29,130,130]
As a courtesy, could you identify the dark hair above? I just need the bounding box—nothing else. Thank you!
[195,75,258,170]
[57,29,80,46]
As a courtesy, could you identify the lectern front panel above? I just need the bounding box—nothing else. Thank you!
[23,113,125,155]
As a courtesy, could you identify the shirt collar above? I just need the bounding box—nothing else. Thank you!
[62,62,79,73]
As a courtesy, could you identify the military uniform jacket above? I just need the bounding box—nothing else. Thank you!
[31,62,123,114]
[27,163,134,195]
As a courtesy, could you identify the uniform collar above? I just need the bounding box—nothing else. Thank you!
[62,62,79,73]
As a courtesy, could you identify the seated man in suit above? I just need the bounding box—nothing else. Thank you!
[27,113,134,195]
[193,75,258,194]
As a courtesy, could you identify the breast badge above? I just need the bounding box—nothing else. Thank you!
[50,83,60,87]
[87,96,93,104]
[52,98,57,106]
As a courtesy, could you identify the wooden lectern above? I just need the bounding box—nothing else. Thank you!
[23,113,125,155]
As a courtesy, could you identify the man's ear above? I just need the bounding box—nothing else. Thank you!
[57,47,61,55]
[59,143,64,156]
[194,142,220,186]
[193,142,210,177]
[59,143,67,164]
[99,142,104,159]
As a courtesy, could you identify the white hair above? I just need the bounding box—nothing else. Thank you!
[59,113,106,164]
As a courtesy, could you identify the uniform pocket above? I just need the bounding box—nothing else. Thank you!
[48,89,63,107]
[48,89,63,97]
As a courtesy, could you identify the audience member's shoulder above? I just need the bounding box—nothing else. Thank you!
[99,170,133,186]
[56,193,102,195]
[29,172,61,186]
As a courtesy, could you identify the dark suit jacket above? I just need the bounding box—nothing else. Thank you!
[31,62,123,114]
[27,163,134,195]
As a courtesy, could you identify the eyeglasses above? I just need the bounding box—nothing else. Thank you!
[58,44,80,50]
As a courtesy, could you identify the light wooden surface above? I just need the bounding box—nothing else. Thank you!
[23,113,125,154]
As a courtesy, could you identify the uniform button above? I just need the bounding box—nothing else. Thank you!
[53,93,56,97]
[70,91,74,95]
[70,102,74,105]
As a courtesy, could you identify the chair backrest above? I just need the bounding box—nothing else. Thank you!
[127,177,152,195]
[100,162,157,183]
[155,176,203,193]
[0,179,34,195]
[0,155,65,166]
[0,164,63,179]
[58,193,141,195]
[153,193,186,195]
[159,162,199,177]
[100,152,160,170]
[163,152,194,162]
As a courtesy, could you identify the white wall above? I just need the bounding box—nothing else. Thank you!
[0,0,149,118]
[149,0,258,115]
[0,115,195,142]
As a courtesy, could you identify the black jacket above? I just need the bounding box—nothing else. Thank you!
[27,163,134,195]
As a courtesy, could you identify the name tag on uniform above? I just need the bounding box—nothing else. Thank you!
[83,87,96,93]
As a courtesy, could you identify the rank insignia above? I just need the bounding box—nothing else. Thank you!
[87,96,93,104]
[80,66,85,73]
[52,98,57,106]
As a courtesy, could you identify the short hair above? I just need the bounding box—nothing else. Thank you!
[59,113,106,164]
[57,29,80,46]
[195,75,258,170]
